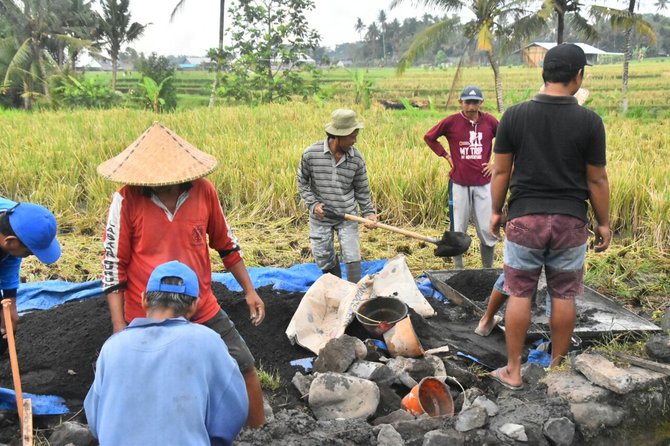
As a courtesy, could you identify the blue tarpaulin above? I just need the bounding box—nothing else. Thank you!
[0,389,69,415]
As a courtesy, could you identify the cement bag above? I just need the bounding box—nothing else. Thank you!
[372,255,436,317]
[286,273,374,354]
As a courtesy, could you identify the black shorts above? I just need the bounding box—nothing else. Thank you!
[202,310,256,372]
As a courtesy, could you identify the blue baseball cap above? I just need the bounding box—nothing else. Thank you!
[7,202,61,265]
[460,85,484,101]
[146,261,199,299]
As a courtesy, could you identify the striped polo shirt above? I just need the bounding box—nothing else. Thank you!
[297,139,375,224]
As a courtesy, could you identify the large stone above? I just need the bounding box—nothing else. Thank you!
[454,406,487,432]
[661,307,670,331]
[645,333,670,363]
[574,353,666,394]
[376,382,404,417]
[372,409,415,426]
[422,429,465,446]
[570,402,624,430]
[291,371,314,399]
[308,372,380,420]
[457,387,485,412]
[376,424,405,446]
[472,395,499,417]
[544,370,609,403]
[391,417,444,444]
[522,362,547,385]
[543,417,575,446]
[348,360,387,380]
[313,335,366,373]
[48,421,97,446]
[442,359,479,388]
[499,423,528,442]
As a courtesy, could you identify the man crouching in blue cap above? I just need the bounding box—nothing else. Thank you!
[84,261,248,446]
[0,198,61,337]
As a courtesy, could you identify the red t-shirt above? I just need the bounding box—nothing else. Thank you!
[424,112,498,186]
[102,178,242,324]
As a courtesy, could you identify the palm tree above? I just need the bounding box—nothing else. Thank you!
[354,17,365,42]
[171,0,225,107]
[537,0,597,44]
[378,10,387,64]
[0,0,92,108]
[394,0,540,112]
[591,2,656,114]
[96,0,147,91]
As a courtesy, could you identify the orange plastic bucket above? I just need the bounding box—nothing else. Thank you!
[401,377,454,417]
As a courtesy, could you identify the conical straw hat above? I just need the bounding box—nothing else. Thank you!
[97,122,218,186]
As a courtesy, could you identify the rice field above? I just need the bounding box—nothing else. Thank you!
[1,60,668,315]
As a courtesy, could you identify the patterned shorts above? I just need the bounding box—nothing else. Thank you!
[503,214,588,299]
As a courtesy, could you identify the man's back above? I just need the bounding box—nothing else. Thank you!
[494,94,606,221]
[85,318,248,446]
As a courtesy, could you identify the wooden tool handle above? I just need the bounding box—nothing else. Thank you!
[2,299,23,424]
[343,214,440,244]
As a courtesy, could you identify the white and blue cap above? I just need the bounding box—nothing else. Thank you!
[146,261,199,299]
[460,85,484,101]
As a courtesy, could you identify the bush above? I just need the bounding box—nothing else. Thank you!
[52,75,120,109]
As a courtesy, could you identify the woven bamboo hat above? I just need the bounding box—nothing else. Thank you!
[97,122,218,186]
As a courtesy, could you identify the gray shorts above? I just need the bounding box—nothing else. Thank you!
[309,219,361,270]
[202,310,256,372]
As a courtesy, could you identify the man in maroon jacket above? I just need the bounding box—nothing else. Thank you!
[424,86,499,268]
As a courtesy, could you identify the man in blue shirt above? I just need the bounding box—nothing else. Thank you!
[85,260,248,446]
[0,198,61,337]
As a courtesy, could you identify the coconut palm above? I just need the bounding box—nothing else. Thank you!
[0,0,93,108]
[591,1,656,114]
[393,0,541,112]
[171,0,225,107]
[96,0,147,91]
[378,10,388,63]
[355,17,365,42]
[536,0,598,44]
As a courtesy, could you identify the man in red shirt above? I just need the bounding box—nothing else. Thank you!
[98,122,266,428]
[424,85,499,268]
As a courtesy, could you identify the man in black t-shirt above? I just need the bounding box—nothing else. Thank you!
[488,44,611,390]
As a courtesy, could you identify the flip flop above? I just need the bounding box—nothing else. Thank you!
[490,367,523,391]
[474,315,502,337]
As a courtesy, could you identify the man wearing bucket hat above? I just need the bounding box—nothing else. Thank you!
[297,108,377,284]
[424,85,499,269]
[489,43,610,390]
[85,261,248,445]
[98,122,265,427]
[0,198,61,336]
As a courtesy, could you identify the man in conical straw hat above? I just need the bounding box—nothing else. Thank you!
[98,122,266,428]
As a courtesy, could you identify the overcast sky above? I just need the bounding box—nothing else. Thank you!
[127,0,665,57]
[128,1,440,56]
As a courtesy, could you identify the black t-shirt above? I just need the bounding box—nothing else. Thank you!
[494,94,606,222]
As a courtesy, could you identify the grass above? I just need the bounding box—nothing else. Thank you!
[258,366,282,392]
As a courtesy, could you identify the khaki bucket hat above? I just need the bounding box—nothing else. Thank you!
[97,122,218,186]
[324,109,364,136]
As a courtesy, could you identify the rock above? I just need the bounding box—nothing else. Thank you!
[574,353,666,394]
[522,362,546,385]
[499,423,528,442]
[424,355,447,379]
[543,417,575,446]
[472,395,498,417]
[308,372,380,420]
[391,417,444,444]
[371,409,414,426]
[544,370,609,403]
[348,360,387,380]
[454,406,487,432]
[48,421,97,446]
[645,333,670,363]
[574,353,633,394]
[570,402,624,430]
[442,359,479,388]
[457,387,484,412]
[422,429,465,446]
[291,371,313,399]
[375,382,404,417]
[376,424,405,445]
[263,394,275,423]
[386,357,435,385]
[313,335,363,373]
